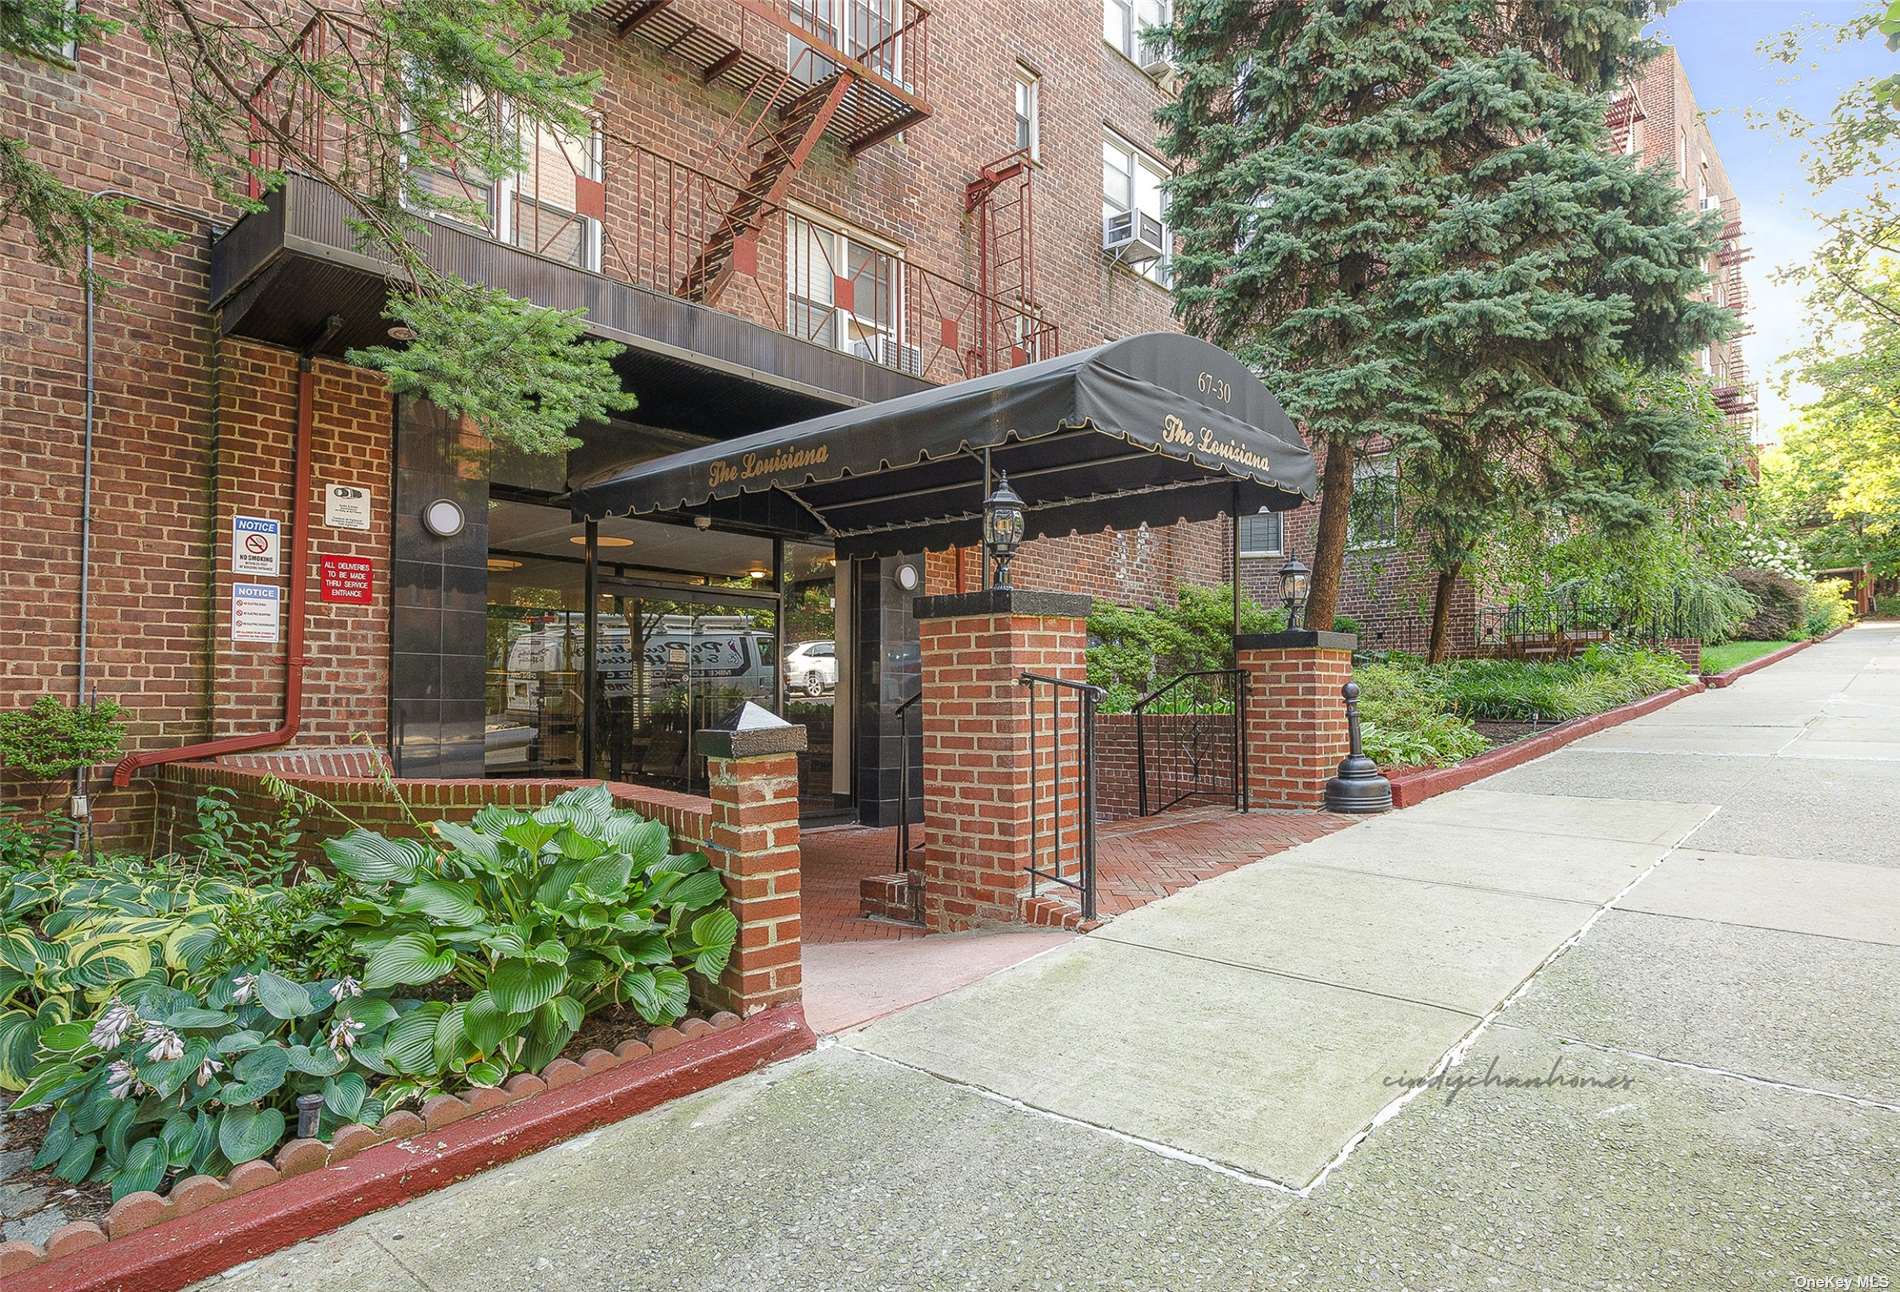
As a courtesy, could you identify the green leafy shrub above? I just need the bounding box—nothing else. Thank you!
[182,787,306,886]
[1354,663,1488,768]
[1731,568,1807,641]
[1677,573,1757,645]
[1433,646,1692,723]
[1804,578,1854,638]
[325,785,737,1090]
[0,859,234,1089]
[15,971,409,1200]
[0,697,124,779]
[1087,584,1360,712]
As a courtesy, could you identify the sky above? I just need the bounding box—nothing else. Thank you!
[1646,0,1890,442]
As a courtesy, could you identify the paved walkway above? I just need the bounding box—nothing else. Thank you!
[803,806,1347,943]
[199,623,1900,1290]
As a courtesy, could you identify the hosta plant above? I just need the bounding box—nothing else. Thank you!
[12,970,408,1200]
[325,785,737,1092]
[0,866,233,1090]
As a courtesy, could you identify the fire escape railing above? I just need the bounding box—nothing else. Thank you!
[237,13,1052,387]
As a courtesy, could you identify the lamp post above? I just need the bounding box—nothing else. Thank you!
[1278,556,1311,626]
[982,472,1026,589]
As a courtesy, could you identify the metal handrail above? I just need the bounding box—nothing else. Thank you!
[894,690,923,888]
[1129,668,1246,817]
[1021,672,1104,922]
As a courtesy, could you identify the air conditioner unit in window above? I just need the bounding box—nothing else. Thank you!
[879,335,925,377]
[1104,210,1166,265]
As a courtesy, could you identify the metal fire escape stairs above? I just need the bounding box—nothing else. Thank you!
[600,0,933,306]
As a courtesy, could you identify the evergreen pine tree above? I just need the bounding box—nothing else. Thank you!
[1160,1,1730,653]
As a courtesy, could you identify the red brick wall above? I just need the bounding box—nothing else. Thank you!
[916,608,1089,931]
[210,341,391,743]
[1237,644,1352,811]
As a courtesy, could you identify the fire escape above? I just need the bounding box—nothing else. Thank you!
[1711,215,1757,432]
[597,0,932,306]
[966,150,1052,374]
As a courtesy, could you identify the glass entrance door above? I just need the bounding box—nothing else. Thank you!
[592,582,778,796]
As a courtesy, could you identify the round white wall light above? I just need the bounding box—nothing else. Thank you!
[422,498,466,539]
[895,563,920,592]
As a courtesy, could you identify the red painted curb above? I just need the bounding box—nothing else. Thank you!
[1384,681,1706,809]
[6,1006,815,1292]
[1701,624,1851,688]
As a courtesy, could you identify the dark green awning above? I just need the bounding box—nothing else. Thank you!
[567,332,1316,559]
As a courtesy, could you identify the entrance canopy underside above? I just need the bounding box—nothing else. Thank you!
[565,333,1319,560]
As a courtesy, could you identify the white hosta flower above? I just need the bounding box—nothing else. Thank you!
[194,1056,225,1088]
[143,1025,185,1063]
[231,973,258,1005]
[105,1060,144,1101]
[328,977,363,1002]
[89,1001,139,1050]
[327,1017,365,1057]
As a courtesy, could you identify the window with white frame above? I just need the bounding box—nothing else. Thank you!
[503,111,602,272]
[1103,0,1168,65]
[1347,457,1400,551]
[787,208,910,371]
[1103,130,1171,286]
[1238,511,1283,558]
[788,0,904,87]
[1014,65,1040,161]
[405,90,503,236]
[402,94,601,272]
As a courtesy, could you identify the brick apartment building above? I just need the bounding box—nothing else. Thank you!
[3,0,1305,835]
[1253,47,1757,656]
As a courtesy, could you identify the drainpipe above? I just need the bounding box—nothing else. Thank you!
[112,313,343,788]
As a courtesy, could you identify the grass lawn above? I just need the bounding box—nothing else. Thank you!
[1701,639,1798,674]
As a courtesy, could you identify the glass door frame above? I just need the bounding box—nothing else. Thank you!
[580,520,785,782]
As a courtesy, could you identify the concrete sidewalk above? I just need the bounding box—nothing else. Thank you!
[200,623,1900,1290]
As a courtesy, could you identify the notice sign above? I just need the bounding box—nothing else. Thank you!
[324,484,372,531]
[232,582,281,643]
[232,515,281,577]
[320,554,373,605]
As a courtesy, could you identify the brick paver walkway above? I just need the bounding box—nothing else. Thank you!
[801,807,1352,943]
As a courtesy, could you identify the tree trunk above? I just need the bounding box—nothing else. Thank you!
[1427,561,1461,664]
[1304,439,1355,631]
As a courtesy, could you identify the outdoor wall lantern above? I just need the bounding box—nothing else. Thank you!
[982,472,1026,589]
[1279,555,1311,623]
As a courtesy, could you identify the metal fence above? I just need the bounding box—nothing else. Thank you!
[1130,669,1247,817]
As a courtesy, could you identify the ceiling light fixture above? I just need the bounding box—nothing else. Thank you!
[570,534,636,548]
[486,557,523,572]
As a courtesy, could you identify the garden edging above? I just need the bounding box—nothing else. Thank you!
[1383,681,1706,809]
[0,1005,815,1292]
[1701,624,1850,688]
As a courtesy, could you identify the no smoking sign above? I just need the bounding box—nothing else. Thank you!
[232,515,281,577]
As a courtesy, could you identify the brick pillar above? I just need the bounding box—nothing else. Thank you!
[914,588,1093,932]
[1235,629,1356,811]
[695,712,807,1015]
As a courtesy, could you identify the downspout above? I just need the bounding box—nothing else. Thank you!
[112,313,343,787]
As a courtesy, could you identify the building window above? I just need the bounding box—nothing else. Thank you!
[1103,130,1171,287]
[1104,0,1168,65]
[787,209,912,372]
[1013,65,1040,161]
[1238,511,1283,558]
[503,113,602,272]
[1347,457,1400,551]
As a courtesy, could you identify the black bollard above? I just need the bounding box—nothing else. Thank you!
[1324,680,1393,813]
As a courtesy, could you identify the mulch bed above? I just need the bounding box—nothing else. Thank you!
[1472,718,1565,747]
[0,1007,697,1232]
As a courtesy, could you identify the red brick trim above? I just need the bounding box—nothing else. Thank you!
[0,1007,814,1292]
[1701,624,1851,688]
[1384,681,1706,808]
